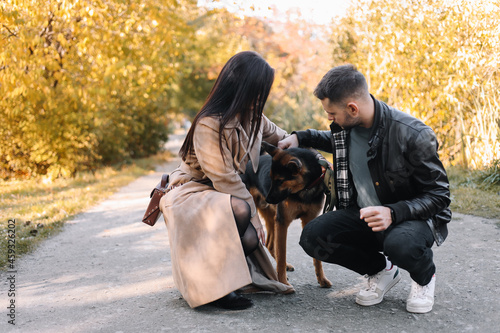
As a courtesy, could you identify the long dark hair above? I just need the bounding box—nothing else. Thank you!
[179,51,275,162]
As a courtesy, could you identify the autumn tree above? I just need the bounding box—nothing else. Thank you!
[0,0,220,179]
[228,8,333,132]
[175,5,335,133]
[171,7,253,119]
[329,0,500,168]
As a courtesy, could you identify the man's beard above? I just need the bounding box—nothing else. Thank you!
[339,112,362,130]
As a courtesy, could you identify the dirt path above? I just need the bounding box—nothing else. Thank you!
[2,134,499,333]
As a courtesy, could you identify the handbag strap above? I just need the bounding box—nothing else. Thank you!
[150,174,170,198]
[161,173,169,188]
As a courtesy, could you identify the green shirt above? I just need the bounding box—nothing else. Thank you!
[349,126,381,208]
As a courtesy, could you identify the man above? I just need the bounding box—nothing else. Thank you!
[278,65,451,313]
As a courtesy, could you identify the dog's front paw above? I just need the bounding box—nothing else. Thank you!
[318,277,333,288]
[286,263,295,271]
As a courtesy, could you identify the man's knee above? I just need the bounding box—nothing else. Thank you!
[300,222,339,261]
[299,223,316,255]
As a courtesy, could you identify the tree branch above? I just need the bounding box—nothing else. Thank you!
[2,24,18,38]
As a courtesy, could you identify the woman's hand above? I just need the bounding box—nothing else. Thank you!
[255,225,266,245]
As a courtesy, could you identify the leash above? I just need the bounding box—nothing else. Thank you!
[317,160,336,213]
[305,168,326,190]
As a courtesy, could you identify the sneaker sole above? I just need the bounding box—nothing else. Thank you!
[355,271,402,306]
[406,302,434,314]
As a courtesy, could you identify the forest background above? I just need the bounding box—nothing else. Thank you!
[1,0,499,179]
[0,0,499,266]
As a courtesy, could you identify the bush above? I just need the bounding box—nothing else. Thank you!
[0,0,198,179]
[329,0,500,169]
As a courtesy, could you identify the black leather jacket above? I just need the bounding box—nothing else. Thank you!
[295,96,451,245]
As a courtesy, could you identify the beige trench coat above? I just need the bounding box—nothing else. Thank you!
[160,115,294,308]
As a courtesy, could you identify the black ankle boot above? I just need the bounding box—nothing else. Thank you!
[212,292,253,310]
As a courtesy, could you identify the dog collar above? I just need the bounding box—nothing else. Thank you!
[305,168,326,190]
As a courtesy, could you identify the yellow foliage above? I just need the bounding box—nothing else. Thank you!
[330,0,500,168]
[0,0,201,179]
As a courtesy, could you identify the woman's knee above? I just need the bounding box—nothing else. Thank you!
[230,197,251,219]
[230,197,251,236]
[241,224,259,256]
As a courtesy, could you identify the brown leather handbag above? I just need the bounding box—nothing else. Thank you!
[142,174,170,226]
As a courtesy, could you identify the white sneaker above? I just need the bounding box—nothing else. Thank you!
[356,266,402,306]
[406,275,436,313]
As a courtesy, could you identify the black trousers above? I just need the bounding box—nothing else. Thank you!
[299,206,436,286]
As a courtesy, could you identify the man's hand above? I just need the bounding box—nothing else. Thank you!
[360,206,393,232]
[278,134,299,149]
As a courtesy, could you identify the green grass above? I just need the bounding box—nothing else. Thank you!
[0,151,174,270]
[448,165,500,220]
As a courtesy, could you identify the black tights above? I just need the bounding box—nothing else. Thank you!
[231,197,259,256]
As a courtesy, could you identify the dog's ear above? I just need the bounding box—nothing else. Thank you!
[261,141,280,156]
[286,158,302,175]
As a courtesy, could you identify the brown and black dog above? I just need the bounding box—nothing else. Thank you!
[242,141,332,289]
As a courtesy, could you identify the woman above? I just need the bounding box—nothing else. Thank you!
[160,51,294,310]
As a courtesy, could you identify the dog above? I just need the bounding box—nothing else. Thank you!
[242,141,333,289]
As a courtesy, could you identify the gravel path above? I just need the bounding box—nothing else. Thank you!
[2,134,499,333]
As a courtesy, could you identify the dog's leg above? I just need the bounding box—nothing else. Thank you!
[313,258,332,288]
[259,205,276,258]
[250,189,277,257]
[276,202,296,273]
[265,219,275,255]
[301,218,332,288]
[274,221,292,286]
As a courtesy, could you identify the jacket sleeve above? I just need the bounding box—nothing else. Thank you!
[261,115,288,144]
[193,122,263,228]
[294,129,334,153]
[386,128,451,223]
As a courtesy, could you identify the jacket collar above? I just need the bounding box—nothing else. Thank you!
[225,115,260,173]
[367,95,385,158]
[328,95,387,158]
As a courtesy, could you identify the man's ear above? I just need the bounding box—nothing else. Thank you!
[347,102,360,116]
[262,141,281,156]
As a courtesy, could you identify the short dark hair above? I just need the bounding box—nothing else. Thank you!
[313,64,369,104]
